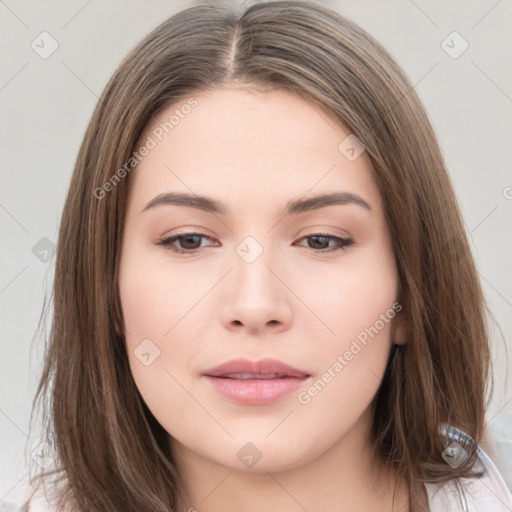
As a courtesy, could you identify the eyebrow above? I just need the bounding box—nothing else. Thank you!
[141,191,371,215]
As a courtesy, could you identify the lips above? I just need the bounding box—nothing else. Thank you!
[203,358,309,379]
[202,358,310,405]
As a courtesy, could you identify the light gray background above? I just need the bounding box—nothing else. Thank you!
[1,0,511,507]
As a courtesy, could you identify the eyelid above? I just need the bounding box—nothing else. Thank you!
[293,233,354,252]
[155,232,216,253]
[155,230,354,255]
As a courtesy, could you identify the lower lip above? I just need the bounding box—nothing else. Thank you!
[203,375,308,405]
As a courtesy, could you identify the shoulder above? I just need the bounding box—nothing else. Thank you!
[425,424,512,512]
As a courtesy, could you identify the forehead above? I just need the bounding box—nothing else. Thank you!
[128,86,381,213]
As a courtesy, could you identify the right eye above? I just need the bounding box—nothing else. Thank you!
[156,233,217,254]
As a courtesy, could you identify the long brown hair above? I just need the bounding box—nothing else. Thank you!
[28,1,492,510]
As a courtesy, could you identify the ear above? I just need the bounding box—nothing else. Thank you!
[392,306,409,346]
[114,312,124,338]
[115,321,124,338]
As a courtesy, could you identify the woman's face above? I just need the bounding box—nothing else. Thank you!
[119,86,402,473]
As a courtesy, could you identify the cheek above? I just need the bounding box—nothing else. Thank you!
[119,239,183,380]
[295,243,399,399]
[119,239,207,341]
[303,245,398,343]
[118,240,221,404]
[320,273,395,333]
[119,256,199,435]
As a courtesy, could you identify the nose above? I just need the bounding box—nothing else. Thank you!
[220,243,293,335]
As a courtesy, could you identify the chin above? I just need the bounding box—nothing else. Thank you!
[200,435,321,474]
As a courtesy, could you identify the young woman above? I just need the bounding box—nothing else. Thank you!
[25,1,512,511]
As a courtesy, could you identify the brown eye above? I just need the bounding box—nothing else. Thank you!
[297,234,354,252]
[155,232,353,255]
[156,233,213,254]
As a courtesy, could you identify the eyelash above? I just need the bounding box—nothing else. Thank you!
[155,232,354,254]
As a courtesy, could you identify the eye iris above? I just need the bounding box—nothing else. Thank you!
[180,234,202,250]
[308,235,330,249]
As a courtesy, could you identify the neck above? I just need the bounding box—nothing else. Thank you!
[169,407,410,512]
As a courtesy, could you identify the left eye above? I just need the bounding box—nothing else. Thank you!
[156,233,353,254]
[296,234,354,252]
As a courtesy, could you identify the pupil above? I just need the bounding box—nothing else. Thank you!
[309,236,328,249]
[181,235,201,249]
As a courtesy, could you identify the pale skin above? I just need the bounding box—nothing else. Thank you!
[118,86,409,511]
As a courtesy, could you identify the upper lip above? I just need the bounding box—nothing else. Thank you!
[203,358,310,378]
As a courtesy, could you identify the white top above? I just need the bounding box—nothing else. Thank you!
[25,426,512,511]
[426,425,512,511]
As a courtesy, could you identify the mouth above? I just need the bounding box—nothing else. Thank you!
[212,372,298,380]
[202,358,310,405]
